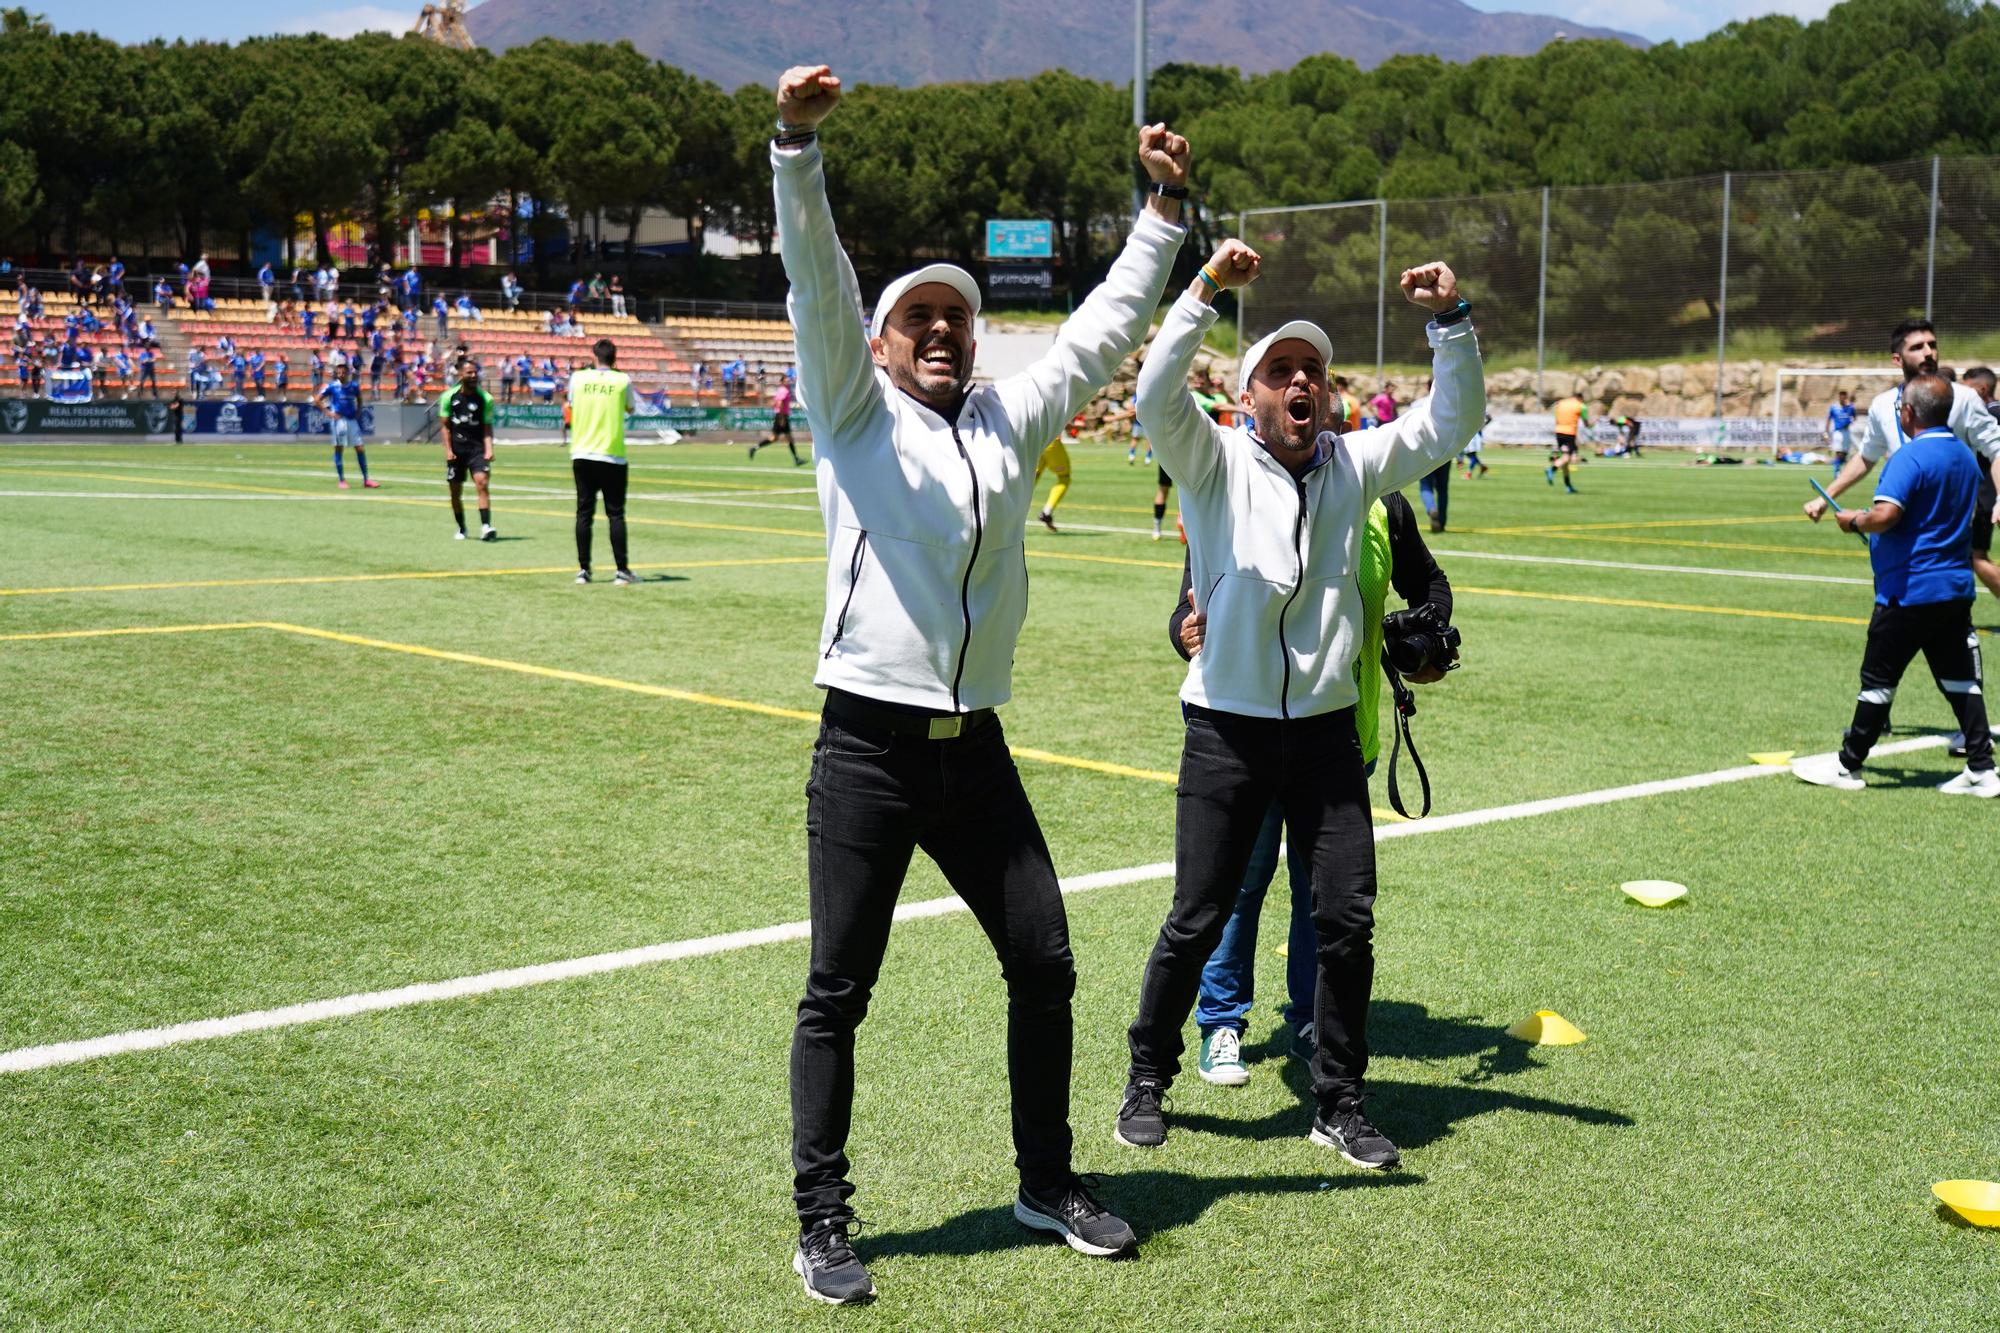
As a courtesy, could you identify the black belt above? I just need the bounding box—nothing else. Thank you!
[824,689,993,741]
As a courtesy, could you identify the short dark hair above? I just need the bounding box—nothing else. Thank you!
[1903,374,1952,430]
[1963,366,1997,393]
[593,338,617,366]
[1939,366,1957,383]
[1889,318,1935,355]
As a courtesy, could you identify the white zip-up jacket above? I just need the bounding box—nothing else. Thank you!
[1858,381,2000,463]
[775,141,1184,711]
[1139,291,1484,719]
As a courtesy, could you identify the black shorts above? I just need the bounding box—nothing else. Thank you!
[771,413,792,434]
[1976,478,1997,556]
[1554,434,1578,455]
[1157,465,1173,489]
[446,453,490,481]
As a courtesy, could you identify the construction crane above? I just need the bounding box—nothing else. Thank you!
[412,0,476,50]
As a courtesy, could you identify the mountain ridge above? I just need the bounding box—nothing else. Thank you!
[465,0,1646,89]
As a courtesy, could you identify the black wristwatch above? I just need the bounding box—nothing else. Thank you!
[1148,182,1190,199]
[1432,298,1473,327]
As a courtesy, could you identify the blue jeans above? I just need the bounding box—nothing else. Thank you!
[1418,464,1449,527]
[1194,759,1376,1037]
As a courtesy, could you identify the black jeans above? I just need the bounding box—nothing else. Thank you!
[791,704,1076,1225]
[571,458,628,572]
[1841,598,1993,771]
[1129,704,1377,1113]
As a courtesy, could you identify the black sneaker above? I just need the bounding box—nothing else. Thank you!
[1289,1022,1315,1065]
[1310,1096,1401,1170]
[793,1214,875,1306]
[1114,1078,1169,1148]
[1015,1174,1137,1257]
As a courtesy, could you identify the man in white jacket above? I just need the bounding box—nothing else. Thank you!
[771,63,1190,1304]
[1116,239,1484,1170]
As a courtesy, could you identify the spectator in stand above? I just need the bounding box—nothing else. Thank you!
[362,300,382,336]
[343,301,358,340]
[401,303,419,337]
[136,343,159,398]
[400,266,421,312]
[588,271,608,310]
[455,292,483,324]
[215,332,236,358]
[112,346,133,396]
[501,272,521,311]
[309,347,325,396]
[368,327,387,397]
[258,261,275,302]
[106,256,125,300]
[228,348,248,400]
[274,353,290,400]
[67,260,90,307]
[187,345,209,401]
[302,303,318,339]
[392,346,410,401]
[0,256,11,276]
[154,277,174,311]
[376,263,394,301]
[566,276,585,311]
[138,314,155,346]
[277,299,297,333]
[512,349,534,404]
[249,349,267,400]
[609,274,626,318]
[327,264,341,301]
[432,292,450,338]
[192,253,211,285]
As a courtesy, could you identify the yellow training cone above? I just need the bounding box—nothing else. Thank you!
[1749,751,1795,766]
[1275,941,1289,958]
[1621,879,1689,908]
[1933,1180,2000,1227]
[1507,1010,1587,1045]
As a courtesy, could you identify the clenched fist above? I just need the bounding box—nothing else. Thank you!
[1138,123,1190,187]
[777,64,841,130]
[1399,262,1459,313]
[1204,240,1260,291]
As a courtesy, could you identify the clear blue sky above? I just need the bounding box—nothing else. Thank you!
[51,0,1837,47]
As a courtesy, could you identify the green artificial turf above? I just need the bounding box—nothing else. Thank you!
[2,438,1995,1330]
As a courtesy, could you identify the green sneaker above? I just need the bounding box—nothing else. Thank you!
[1197,1027,1249,1086]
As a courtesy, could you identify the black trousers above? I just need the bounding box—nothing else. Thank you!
[1841,598,1993,771]
[1128,704,1377,1113]
[571,458,628,572]
[791,705,1076,1225]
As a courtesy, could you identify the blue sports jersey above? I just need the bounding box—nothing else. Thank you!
[320,380,362,420]
[1872,426,1977,606]
[1827,402,1857,431]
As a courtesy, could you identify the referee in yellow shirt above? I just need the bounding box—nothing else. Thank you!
[569,338,639,585]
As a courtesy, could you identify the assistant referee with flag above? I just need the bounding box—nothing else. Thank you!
[771,62,1191,1304]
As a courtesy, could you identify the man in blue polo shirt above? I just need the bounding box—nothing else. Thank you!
[1795,373,1996,796]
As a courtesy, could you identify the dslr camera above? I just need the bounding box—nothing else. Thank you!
[1382,604,1461,677]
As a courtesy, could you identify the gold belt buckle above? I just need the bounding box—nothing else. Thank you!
[928,715,963,740]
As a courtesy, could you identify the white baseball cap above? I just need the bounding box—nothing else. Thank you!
[1238,320,1334,396]
[871,263,982,339]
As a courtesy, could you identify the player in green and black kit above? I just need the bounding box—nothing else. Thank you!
[440,357,497,541]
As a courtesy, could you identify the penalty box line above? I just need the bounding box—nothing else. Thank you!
[0,734,1948,1076]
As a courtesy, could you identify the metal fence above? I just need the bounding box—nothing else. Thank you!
[1237,154,2000,416]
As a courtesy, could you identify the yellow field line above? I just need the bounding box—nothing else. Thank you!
[0,556,824,598]
[0,620,1206,793]
[6,467,305,496]
[1028,550,1181,571]
[1458,585,1869,627]
[1471,529,1868,560]
[0,622,260,642]
[1465,514,1804,535]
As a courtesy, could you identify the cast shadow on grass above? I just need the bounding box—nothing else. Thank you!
[1246,1000,1544,1081]
[861,1169,1419,1260]
[1174,1068,1633,1156]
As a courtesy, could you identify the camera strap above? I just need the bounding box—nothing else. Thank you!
[1381,654,1431,820]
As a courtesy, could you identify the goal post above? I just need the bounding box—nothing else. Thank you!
[1770,367,1904,453]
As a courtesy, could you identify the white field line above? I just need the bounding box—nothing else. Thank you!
[0,491,356,501]
[1047,520,1864,587]
[0,735,1948,1077]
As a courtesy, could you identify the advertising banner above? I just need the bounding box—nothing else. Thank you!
[0,400,166,435]
[985,219,1054,259]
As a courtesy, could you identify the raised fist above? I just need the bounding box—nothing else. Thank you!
[1204,239,1260,291]
[777,65,841,130]
[1399,262,1459,313]
[1138,123,1190,187]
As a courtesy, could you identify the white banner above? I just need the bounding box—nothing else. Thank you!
[1480,413,1826,450]
[48,369,92,405]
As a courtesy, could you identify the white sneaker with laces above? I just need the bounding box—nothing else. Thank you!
[453,529,466,540]
[1938,767,2000,798]
[1793,754,1864,791]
